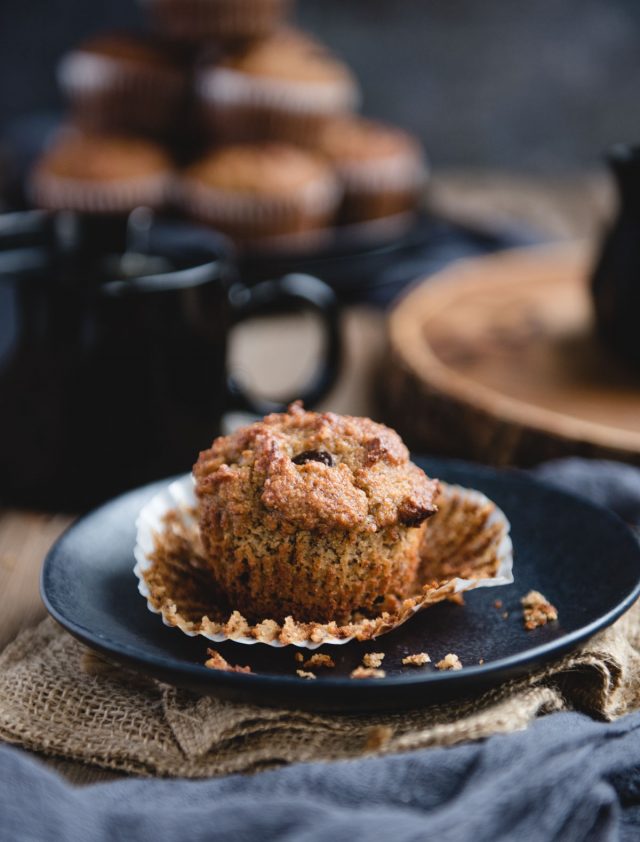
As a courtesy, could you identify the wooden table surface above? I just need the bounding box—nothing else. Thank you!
[0,171,611,782]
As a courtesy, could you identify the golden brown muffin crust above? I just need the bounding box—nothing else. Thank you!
[184,144,335,196]
[36,132,172,181]
[220,28,355,86]
[74,33,183,69]
[195,401,438,533]
[316,116,423,163]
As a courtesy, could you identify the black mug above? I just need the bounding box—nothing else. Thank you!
[0,210,341,510]
[591,144,640,369]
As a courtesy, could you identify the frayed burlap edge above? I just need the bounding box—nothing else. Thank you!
[1,600,639,779]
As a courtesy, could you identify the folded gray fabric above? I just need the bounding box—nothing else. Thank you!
[2,710,640,842]
[2,457,640,842]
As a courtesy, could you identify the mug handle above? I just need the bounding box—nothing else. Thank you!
[226,273,342,414]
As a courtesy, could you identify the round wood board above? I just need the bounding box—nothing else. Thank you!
[383,242,640,467]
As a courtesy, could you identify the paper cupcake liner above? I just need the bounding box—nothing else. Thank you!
[198,66,360,116]
[335,152,429,195]
[58,51,185,100]
[197,67,360,145]
[58,51,185,137]
[142,0,291,43]
[133,475,514,649]
[29,170,174,214]
[177,174,342,239]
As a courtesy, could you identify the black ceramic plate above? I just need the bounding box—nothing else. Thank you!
[41,458,640,711]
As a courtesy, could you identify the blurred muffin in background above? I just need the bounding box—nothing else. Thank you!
[29,130,174,213]
[179,143,341,242]
[58,33,188,139]
[315,116,428,224]
[196,29,360,146]
[142,0,292,45]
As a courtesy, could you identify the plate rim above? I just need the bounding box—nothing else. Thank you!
[40,459,640,694]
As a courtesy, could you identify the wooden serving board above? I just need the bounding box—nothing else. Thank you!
[383,243,640,467]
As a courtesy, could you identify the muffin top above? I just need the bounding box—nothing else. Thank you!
[64,32,184,71]
[34,132,172,182]
[194,402,439,533]
[184,144,336,196]
[218,29,356,87]
[317,116,424,164]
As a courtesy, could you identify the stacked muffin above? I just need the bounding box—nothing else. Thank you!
[30,1,428,244]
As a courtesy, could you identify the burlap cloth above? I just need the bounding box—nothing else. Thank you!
[0,602,639,779]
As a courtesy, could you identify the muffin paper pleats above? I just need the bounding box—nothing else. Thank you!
[134,475,514,649]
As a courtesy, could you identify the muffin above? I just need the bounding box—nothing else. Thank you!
[194,402,439,624]
[179,143,341,241]
[315,116,428,224]
[57,33,187,138]
[196,29,360,145]
[29,131,174,213]
[142,0,291,45]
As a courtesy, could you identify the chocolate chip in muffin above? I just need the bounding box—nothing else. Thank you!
[292,449,334,467]
[397,500,436,527]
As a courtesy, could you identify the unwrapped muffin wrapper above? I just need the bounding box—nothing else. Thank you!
[134,474,514,649]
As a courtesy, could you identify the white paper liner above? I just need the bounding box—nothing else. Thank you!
[57,51,184,99]
[177,173,342,226]
[197,65,360,115]
[335,152,430,194]
[29,170,174,214]
[134,474,514,649]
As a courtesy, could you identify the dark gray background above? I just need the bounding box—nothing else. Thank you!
[1,0,639,172]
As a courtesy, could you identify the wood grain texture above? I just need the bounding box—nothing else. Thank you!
[0,510,72,651]
[383,242,640,467]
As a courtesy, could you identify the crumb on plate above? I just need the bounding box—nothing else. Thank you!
[521,590,558,630]
[296,669,316,679]
[494,599,503,609]
[402,652,431,667]
[351,666,386,679]
[294,652,304,663]
[362,652,385,668]
[304,653,336,669]
[204,648,252,673]
[435,653,462,671]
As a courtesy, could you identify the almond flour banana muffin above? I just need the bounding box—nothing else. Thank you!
[315,116,427,224]
[194,403,439,623]
[196,29,359,145]
[58,33,187,138]
[29,130,174,213]
[179,143,341,241]
[143,0,291,45]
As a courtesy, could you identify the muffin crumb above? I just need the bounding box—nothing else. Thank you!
[351,666,386,679]
[294,652,304,663]
[402,652,430,667]
[522,590,558,630]
[494,599,503,609]
[204,648,252,673]
[296,669,316,680]
[502,611,509,620]
[362,652,385,668]
[304,653,336,669]
[435,653,462,671]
